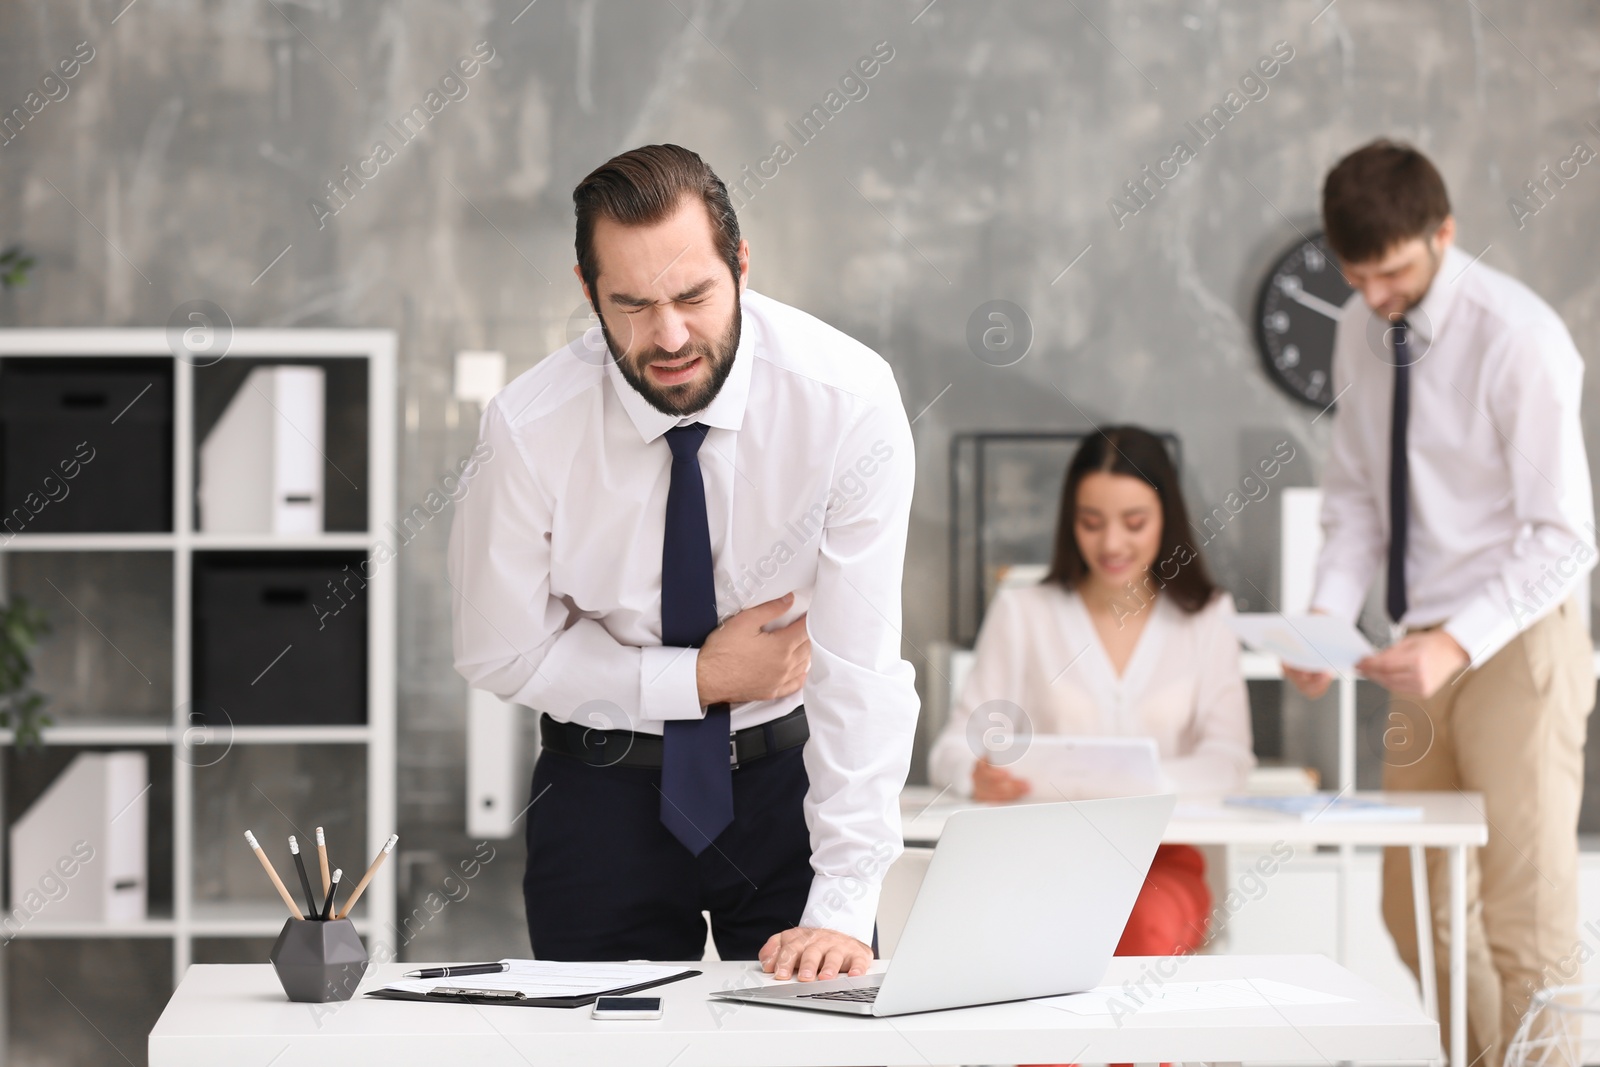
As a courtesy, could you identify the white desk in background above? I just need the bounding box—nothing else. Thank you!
[902,786,1486,1067]
[148,954,1434,1066]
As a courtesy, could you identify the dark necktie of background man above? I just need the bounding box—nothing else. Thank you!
[1387,317,1411,623]
[658,424,735,853]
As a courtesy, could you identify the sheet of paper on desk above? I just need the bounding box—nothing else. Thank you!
[381,960,691,998]
[1227,613,1376,673]
[1047,979,1351,1016]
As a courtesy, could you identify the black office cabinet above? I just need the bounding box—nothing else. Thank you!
[192,551,367,726]
[0,358,174,533]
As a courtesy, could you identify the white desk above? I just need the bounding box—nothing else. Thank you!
[902,786,1487,1067]
[149,954,1434,1066]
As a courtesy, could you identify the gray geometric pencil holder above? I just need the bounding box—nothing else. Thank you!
[269,917,369,1002]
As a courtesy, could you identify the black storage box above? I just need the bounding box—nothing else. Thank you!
[0,358,174,534]
[193,552,368,726]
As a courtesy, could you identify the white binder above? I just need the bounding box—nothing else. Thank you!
[198,364,325,534]
[466,688,528,839]
[9,751,148,924]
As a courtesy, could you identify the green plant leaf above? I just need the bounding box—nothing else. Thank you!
[0,596,51,747]
[0,245,33,290]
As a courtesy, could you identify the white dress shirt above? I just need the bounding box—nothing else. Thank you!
[1312,244,1595,664]
[928,584,1255,797]
[447,288,919,943]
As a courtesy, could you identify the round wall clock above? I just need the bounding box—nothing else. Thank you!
[1254,231,1355,409]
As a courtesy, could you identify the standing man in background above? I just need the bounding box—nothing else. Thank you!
[1286,139,1596,1065]
[448,144,918,983]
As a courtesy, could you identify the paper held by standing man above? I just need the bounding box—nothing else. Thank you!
[1227,613,1376,673]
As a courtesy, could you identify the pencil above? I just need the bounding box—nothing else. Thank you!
[244,830,304,920]
[320,868,343,922]
[315,826,331,897]
[289,835,319,917]
[335,834,398,920]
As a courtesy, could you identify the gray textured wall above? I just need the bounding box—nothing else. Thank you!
[2,1,1598,1063]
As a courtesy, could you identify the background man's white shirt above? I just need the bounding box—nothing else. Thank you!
[1312,243,1595,663]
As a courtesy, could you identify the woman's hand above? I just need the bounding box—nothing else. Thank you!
[971,757,1031,802]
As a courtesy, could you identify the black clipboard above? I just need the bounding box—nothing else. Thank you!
[363,968,701,1008]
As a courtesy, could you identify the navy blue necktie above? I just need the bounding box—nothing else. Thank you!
[1386,318,1411,623]
[658,424,734,854]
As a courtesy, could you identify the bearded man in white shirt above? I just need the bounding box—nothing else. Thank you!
[1285,139,1596,1067]
[447,144,918,984]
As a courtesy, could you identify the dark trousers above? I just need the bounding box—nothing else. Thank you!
[523,742,814,961]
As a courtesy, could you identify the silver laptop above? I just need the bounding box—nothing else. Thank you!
[709,793,1175,1017]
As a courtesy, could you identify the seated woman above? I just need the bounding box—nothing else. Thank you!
[929,425,1255,961]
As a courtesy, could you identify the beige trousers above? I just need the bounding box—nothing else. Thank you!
[1380,596,1594,1067]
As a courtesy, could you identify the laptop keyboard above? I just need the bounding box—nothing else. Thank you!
[798,985,881,1002]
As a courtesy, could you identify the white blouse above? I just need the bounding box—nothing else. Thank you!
[928,583,1256,798]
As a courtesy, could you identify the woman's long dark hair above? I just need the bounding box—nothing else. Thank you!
[1041,426,1218,614]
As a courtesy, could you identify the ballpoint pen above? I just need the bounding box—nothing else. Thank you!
[403,962,510,979]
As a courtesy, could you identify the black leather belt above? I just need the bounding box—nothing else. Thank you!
[539,705,808,770]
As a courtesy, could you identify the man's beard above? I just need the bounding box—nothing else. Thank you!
[603,294,742,417]
[1391,238,1444,319]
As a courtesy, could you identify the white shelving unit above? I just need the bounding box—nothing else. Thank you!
[0,329,396,985]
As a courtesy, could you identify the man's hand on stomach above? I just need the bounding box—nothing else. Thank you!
[696,592,810,706]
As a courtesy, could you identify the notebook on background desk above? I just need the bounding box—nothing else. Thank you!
[1221,794,1424,822]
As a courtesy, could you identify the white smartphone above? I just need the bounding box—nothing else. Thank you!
[591,995,663,1020]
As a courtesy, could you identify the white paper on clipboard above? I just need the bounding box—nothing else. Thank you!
[1006,736,1164,800]
[1227,613,1376,673]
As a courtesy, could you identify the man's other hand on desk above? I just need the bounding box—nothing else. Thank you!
[971,757,1031,802]
[696,593,811,705]
[760,927,873,981]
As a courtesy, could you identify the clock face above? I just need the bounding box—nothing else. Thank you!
[1254,232,1355,409]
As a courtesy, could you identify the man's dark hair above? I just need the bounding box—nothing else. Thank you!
[572,144,741,305]
[1321,139,1452,264]
[1043,425,1218,615]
